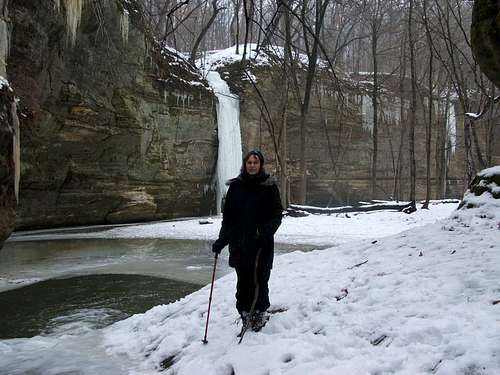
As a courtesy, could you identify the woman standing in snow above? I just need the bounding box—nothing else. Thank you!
[212,150,283,332]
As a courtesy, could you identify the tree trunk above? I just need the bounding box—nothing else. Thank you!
[236,0,240,53]
[241,0,250,65]
[230,0,238,47]
[298,0,330,204]
[280,93,288,208]
[280,2,292,208]
[485,86,497,165]
[435,93,448,199]
[260,0,283,48]
[394,33,407,201]
[190,0,220,64]
[298,105,308,204]
[370,27,379,198]
[256,0,263,47]
[408,0,417,211]
[422,0,432,209]
[471,118,486,170]
[464,117,475,184]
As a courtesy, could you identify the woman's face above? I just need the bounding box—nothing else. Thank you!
[245,155,261,175]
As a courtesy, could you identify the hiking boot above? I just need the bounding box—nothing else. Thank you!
[240,311,250,327]
[251,311,268,332]
[237,311,251,338]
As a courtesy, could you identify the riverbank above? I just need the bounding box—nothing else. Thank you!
[101,200,500,374]
[8,200,458,246]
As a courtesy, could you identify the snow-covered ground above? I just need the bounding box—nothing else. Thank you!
[2,199,498,375]
[12,201,454,247]
[97,198,500,375]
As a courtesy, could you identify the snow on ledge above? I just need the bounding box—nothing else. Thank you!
[0,75,12,91]
[479,165,500,178]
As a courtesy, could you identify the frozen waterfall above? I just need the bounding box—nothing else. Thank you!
[205,71,242,214]
[360,95,374,133]
[446,102,457,155]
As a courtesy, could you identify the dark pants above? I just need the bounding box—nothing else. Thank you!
[235,263,271,314]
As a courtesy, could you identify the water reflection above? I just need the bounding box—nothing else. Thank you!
[0,237,320,373]
[0,274,200,339]
[0,238,316,291]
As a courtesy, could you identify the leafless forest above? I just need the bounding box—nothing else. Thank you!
[140,0,498,208]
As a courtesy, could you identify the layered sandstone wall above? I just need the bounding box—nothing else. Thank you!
[8,0,217,229]
[221,61,499,205]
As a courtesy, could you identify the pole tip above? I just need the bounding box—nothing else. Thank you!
[202,339,208,344]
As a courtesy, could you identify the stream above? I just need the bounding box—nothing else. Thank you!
[0,232,318,375]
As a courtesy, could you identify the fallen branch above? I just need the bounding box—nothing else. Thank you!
[431,359,443,373]
[268,307,288,314]
[370,334,388,346]
[464,95,500,121]
[289,202,414,215]
[348,260,368,269]
[335,288,349,301]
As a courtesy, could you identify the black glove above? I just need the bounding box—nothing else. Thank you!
[212,241,223,254]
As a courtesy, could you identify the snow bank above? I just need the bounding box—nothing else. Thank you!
[13,202,456,247]
[197,44,326,73]
[103,196,499,374]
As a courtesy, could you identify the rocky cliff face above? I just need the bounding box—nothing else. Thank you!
[0,81,16,247]
[472,0,500,89]
[0,0,17,248]
[221,60,499,205]
[8,0,217,229]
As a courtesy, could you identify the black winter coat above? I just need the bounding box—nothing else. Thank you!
[213,173,283,269]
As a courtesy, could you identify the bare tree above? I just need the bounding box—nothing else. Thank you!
[136,0,499,206]
[295,0,331,204]
[190,0,224,63]
[359,0,402,198]
[421,0,433,208]
[407,0,417,211]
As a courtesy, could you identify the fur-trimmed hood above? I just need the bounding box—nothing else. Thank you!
[226,173,277,187]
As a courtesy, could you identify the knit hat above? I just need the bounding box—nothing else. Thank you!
[246,149,264,165]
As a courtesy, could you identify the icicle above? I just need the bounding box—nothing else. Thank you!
[63,0,83,46]
[54,0,61,11]
[385,99,401,124]
[11,100,20,202]
[0,17,8,78]
[446,102,457,155]
[361,95,374,134]
[119,9,129,44]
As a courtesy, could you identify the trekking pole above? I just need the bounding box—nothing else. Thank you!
[202,253,218,344]
[238,248,262,344]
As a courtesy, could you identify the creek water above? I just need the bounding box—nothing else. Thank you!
[0,234,317,375]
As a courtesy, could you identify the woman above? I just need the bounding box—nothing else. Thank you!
[212,150,283,332]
